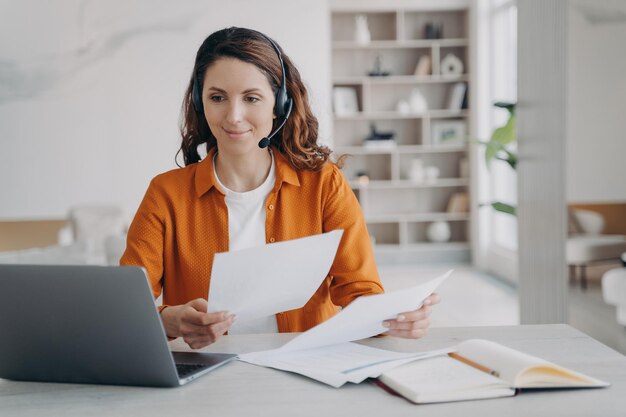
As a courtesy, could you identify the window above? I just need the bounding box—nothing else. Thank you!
[489,0,518,251]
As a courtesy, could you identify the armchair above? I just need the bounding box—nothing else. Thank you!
[602,256,626,326]
[567,208,626,289]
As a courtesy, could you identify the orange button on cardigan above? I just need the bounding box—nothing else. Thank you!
[120,148,384,332]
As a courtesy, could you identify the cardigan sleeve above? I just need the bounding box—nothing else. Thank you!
[119,179,166,300]
[322,165,385,308]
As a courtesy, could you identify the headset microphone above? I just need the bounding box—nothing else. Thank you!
[258,99,292,149]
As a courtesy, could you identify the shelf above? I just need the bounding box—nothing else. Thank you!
[374,242,471,252]
[405,242,470,250]
[399,144,469,153]
[335,146,396,155]
[336,144,468,155]
[331,6,472,256]
[350,178,469,189]
[364,212,470,223]
[333,74,469,85]
[334,110,468,120]
[332,39,468,49]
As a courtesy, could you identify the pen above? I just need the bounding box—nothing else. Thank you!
[448,352,500,378]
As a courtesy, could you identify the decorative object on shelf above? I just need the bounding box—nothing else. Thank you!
[409,88,428,113]
[355,170,370,186]
[365,123,395,140]
[440,53,464,76]
[408,160,439,184]
[424,22,443,39]
[396,99,411,114]
[364,123,396,149]
[446,82,467,111]
[368,55,390,77]
[408,158,425,182]
[354,14,371,45]
[447,191,470,213]
[431,120,466,146]
[333,86,359,116]
[425,166,440,183]
[426,220,451,243]
[414,55,431,76]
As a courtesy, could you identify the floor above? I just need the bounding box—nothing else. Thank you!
[378,262,626,355]
[378,263,519,327]
[568,262,626,355]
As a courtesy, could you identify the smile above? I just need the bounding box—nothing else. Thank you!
[223,128,251,138]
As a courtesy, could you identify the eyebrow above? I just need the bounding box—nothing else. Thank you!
[207,86,265,95]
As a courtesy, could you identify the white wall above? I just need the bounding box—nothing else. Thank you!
[330,0,469,11]
[0,0,331,220]
[567,3,626,202]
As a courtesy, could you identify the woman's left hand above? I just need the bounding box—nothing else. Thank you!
[382,293,441,339]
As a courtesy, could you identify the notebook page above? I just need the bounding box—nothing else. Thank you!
[456,339,609,388]
[379,355,514,403]
[457,339,543,386]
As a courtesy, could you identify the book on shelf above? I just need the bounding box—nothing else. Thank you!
[446,82,467,111]
[333,86,359,116]
[377,339,609,404]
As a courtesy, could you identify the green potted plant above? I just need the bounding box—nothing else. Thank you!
[479,101,517,215]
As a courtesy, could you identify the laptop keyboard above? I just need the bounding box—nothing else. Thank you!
[176,363,206,378]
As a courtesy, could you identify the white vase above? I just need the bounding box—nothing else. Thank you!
[440,53,464,76]
[396,99,410,114]
[426,221,451,243]
[354,15,371,45]
[409,88,428,113]
[425,166,440,183]
[408,158,425,182]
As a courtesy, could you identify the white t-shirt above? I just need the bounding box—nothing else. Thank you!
[213,151,278,334]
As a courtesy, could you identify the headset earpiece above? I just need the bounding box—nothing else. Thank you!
[192,76,203,113]
[274,83,292,119]
[264,35,292,120]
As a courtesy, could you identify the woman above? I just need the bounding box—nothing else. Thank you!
[120,27,439,349]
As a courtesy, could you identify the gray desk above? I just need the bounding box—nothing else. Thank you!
[1,325,625,416]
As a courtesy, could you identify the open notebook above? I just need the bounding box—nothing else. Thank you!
[377,339,609,404]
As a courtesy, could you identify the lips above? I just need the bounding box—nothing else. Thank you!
[223,127,251,137]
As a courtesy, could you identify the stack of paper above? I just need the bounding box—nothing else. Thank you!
[238,271,452,387]
[239,342,451,388]
[207,230,452,387]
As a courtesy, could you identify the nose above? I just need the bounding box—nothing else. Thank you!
[225,100,244,124]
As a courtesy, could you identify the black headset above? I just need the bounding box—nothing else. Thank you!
[191,31,293,149]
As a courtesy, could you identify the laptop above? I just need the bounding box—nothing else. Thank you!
[0,264,236,387]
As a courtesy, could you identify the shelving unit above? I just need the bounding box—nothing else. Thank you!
[330,4,472,261]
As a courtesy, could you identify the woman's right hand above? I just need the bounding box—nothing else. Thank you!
[160,298,236,349]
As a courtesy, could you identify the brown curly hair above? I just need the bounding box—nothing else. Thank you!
[178,27,333,171]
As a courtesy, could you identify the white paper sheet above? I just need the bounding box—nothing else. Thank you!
[238,342,453,388]
[278,270,452,353]
[207,230,344,322]
[341,350,453,385]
